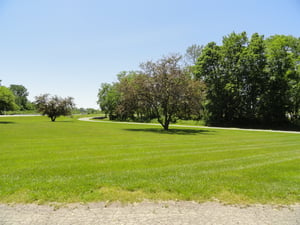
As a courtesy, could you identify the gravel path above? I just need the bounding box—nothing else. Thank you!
[1,201,299,225]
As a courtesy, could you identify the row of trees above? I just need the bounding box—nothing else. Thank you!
[195,33,300,125]
[98,32,300,129]
[0,81,75,121]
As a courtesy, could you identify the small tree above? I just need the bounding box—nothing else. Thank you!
[35,94,75,121]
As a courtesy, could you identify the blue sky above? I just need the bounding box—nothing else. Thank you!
[0,0,300,108]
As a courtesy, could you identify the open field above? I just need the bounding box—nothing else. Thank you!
[0,116,299,204]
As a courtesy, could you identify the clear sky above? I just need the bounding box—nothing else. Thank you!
[0,0,300,108]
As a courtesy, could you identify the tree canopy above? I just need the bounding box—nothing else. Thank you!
[194,32,300,126]
[9,84,30,110]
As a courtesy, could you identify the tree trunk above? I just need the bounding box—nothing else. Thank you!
[163,122,169,130]
[163,115,170,130]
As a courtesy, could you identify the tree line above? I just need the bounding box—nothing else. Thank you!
[195,32,300,126]
[0,81,75,121]
[0,81,101,121]
[98,32,300,129]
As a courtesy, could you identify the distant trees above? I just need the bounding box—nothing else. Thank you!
[35,94,75,121]
[98,55,205,130]
[185,44,203,65]
[97,82,120,119]
[0,82,34,113]
[0,86,18,114]
[9,84,32,110]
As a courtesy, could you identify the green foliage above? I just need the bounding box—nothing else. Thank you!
[97,82,120,119]
[9,84,30,110]
[0,116,299,204]
[0,86,18,114]
[195,32,300,126]
[34,94,75,121]
[264,35,300,122]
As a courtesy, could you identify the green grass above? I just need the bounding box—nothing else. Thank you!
[0,116,299,204]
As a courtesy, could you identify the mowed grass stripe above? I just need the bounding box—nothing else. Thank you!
[76,149,299,175]
[2,142,297,173]
[0,116,299,204]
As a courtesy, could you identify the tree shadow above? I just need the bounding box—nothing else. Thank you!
[0,121,15,124]
[123,128,214,135]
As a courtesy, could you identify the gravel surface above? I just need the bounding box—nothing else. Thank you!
[1,201,299,225]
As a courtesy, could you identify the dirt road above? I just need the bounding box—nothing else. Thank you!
[1,201,299,225]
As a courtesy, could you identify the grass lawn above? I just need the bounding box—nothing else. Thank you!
[0,115,299,204]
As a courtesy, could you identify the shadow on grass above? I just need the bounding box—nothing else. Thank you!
[51,120,74,123]
[0,121,15,124]
[124,128,214,135]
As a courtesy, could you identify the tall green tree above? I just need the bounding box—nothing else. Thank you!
[286,37,300,120]
[220,32,248,122]
[238,33,267,121]
[263,35,297,123]
[195,42,223,123]
[195,32,249,124]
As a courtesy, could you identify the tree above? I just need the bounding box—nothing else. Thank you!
[35,94,75,121]
[219,32,248,123]
[238,33,267,121]
[194,41,223,123]
[136,54,205,130]
[195,32,250,124]
[0,86,18,114]
[184,44,204,78]
[263,35,296,123]
[9,84,29,110]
